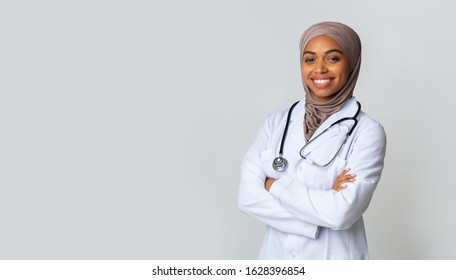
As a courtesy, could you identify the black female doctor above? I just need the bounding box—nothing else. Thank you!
[238,22,387,259]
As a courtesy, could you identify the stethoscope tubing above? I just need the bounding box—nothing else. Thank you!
[271,101,300,172]
[277,100,300,157]
[273,101,361,171]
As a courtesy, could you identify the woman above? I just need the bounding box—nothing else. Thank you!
[238,22,386,259]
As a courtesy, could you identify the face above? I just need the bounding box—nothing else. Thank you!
[301,35,351,103]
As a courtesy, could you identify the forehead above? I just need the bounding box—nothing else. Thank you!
[304,35,344,53]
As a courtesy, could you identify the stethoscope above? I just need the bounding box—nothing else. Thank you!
[272,101,361,172]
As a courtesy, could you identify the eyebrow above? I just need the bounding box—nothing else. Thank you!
[303,49,344,55]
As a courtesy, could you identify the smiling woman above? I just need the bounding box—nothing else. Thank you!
[238,22,387,260]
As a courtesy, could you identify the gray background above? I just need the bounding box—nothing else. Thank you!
[1,0,455,259]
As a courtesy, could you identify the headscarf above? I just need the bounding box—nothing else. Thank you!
[299,22,362,141]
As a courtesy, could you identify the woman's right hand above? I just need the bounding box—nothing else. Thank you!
[332,168,356,192]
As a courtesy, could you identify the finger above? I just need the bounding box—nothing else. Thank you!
[334,177,356,189]
[337,169,354,182]
[339,168,351,176]
[333,185,348,192]
[346,176,356,182]
[343,173,357,181]
[335,175,355,185]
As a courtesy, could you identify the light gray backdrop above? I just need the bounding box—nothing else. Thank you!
[1,0,455,259]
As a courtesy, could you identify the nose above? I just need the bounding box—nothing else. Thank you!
[314,60,327,74]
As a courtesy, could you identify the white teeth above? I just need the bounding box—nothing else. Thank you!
[314,79,331,84]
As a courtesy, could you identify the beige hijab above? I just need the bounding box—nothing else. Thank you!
[299,22,362,141]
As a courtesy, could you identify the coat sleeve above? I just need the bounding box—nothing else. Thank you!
[238,116,320,239]
[269,121,387,230]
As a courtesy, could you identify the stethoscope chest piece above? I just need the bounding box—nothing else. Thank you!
[272,156,288,172]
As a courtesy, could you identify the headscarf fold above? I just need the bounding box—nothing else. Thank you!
[299,22,362,141]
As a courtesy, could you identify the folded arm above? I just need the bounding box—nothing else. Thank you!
[238,117,320,239]
[269,123,387,230]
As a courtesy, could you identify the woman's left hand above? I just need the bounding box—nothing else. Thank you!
[332,168,357,192]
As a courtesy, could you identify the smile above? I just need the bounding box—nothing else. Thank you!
[313,79,333,85]
[311,78,334,89]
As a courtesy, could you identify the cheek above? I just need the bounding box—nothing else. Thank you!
[301,65,311,79]
[340,72,349,85]
[336,64,351,85]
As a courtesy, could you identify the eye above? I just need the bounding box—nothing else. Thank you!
[303,57,315,64]
[326,56,340,63]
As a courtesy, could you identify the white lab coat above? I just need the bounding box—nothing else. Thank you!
[238,97,386,259]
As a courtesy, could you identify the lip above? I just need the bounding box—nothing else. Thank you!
[310,77,334,89]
